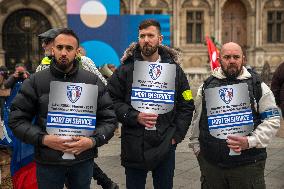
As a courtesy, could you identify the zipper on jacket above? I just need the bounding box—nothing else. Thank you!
[64,74,67,80]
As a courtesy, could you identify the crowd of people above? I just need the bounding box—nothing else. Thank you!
[0,19,283,189]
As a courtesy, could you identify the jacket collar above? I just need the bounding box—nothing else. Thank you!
[120,42,181,65]
[212,66,252,80]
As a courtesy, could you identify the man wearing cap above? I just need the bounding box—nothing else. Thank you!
[37,29,107,85]
[36,29,118,189]
[37,28,62,71]
[9,28,117,189]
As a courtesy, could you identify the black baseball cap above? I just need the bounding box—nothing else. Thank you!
[38,28,63,41]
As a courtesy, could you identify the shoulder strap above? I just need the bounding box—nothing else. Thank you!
[248,69,262,112]
[202,75,215,96]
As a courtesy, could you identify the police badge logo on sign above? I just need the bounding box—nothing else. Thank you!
[149,64,162,80]
[219,88,233,104]
[67,85,82,103]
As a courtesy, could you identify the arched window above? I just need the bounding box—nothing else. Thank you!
[2,9,51,71]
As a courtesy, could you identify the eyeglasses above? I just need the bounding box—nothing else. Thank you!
[222,55,242,61]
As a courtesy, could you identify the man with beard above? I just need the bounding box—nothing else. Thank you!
[37,29,118,189]
[36,29,107,86]
[189,42,280,189]
[108,19,195,189]
[9,28,117,189]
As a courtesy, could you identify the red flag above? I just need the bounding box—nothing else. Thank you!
[13,162,38,189]
[11,138,38,189]
[205,36,220,71]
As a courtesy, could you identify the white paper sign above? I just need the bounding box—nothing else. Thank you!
[46,81,98,159]
[131,61,176,114]
[205,83,254,139]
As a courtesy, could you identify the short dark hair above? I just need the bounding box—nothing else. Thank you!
[56,28,80,47]
[42,38,54,45]
[138,19,161,34]
[15,63,26,69]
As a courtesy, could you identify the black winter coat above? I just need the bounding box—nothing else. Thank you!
[9,59,117,165]
[271,61,284,118]
[108,44,195,170]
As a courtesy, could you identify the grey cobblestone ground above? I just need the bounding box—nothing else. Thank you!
[92,127,284,189]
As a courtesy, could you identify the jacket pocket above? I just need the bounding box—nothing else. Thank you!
[38,147,63,162]
[121,128,144,163]
[144,130,163,148]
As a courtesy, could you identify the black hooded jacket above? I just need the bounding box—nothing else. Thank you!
[108,43,195,170]
[9,59,117,165]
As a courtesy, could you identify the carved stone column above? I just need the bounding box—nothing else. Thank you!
[215,0,221,42]
[130,0,137,14]
[173,0,180,47]
[255,0,261,47]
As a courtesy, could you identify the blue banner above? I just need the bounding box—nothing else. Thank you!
[47,112,96,130]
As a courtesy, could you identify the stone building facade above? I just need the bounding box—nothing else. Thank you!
[0,0,284,93]
[0,0,66,70]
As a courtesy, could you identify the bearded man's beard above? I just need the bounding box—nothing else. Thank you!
[55,57,72,71]
[221,62,242,80]
[141,44,158,57]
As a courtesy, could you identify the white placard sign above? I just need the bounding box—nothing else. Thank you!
[205,83,254,140]
[131,61,176,114]
[46,81,98,136]
[46,81,98,159]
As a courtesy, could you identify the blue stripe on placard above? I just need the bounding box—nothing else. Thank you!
[209,122,254,130]
[131,88,175,103]
[208,112,253,127]
[46,125,95,130]
[47,113,96,127]
[47,111,96,118]
[132,87,175,93]
[131,99,174,104]
[208,109,252,118]
[261,108,280,120]
[47,122,96,128]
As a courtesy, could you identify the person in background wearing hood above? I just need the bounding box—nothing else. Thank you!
[108,19,195,189]
[36,29,118,189]
[9,28,117,189]
[188,42,280,189]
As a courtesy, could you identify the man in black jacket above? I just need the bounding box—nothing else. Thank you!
[271,61,284,118]
[108,19,195,189]
[9,28,117,189]
[37,28,118,189]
